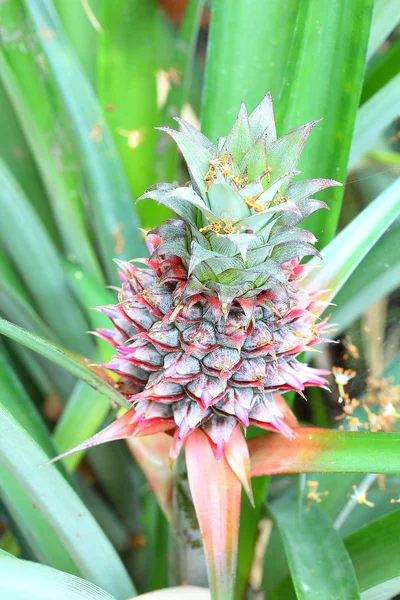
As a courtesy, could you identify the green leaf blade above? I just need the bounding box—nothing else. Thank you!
[269,497,360,600]
[350,73,400,167]
[0,256,75,398]
[0,78,56,243]
[97,0,171,227]
[0,317,128,409]
[0,350,56,458]
[53,381,110,472]
[0,405,136,599]
[249,427,400,476]
[0,348,81,573]
[0,159,93,356]
[201,0,297,142]
[361,37,400,104]
[53,0,100,86]
[235,476,269,600]
[276,0,374,247]
[330,221,400,334]
[0,3,103,282]
[23,0,146,282]
[345,510,400,596]
[0,553,119,600]
[367,0,400,60]
[303,177,400,310]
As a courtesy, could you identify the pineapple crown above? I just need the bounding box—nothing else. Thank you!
[138,93,341,311]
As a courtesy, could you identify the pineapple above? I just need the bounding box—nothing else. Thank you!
[84,94,340,460]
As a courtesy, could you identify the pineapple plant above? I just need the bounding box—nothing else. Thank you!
[58,94,340,464]
[1,1,400,597]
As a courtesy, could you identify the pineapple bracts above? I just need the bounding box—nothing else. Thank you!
[91,94,340,459]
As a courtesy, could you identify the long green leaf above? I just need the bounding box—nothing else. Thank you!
[201,0,297,141]
[249,427,400,476]
[159,0,206,181]
[0,553,118,600]
[303,177,400,310]
[0,79,56,242]
[262,523,292,597]
[349,73,400,167]
[0,159,93,355]
[0,256,51,395]
[0,335,53,398]
[361,37,400,104]
[0,3,103,281]
[269,509,400,600]
[0,349,80,573]
[0,350,56,458]
[1,484,72,572]
[66,263,116,360]
[0,317,128,409]
[163,0,205,121]
[75,477,129,556]
[87,439,145,535]
[84,416,169,593]
[53,0,100,86]
[0,257,75,398]
[367,0,400,60]
[53,380,110,472]
[0,405,135,598]
[361,579,400,600]
[23,0,146,282]
[276,0,373,247]
[331,221,400,334]
[147,505,169,591]
[235,477,269,600]
[86,440,149,590]
[0,285,71,397]
[0,250,30,304]
[0,260,59,345]
[269,496,359,600]
[155,8,203,123]
[347,510,400,596]
[97,0,170,227]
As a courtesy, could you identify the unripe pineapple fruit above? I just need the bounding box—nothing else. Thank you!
[90,94,339,460]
